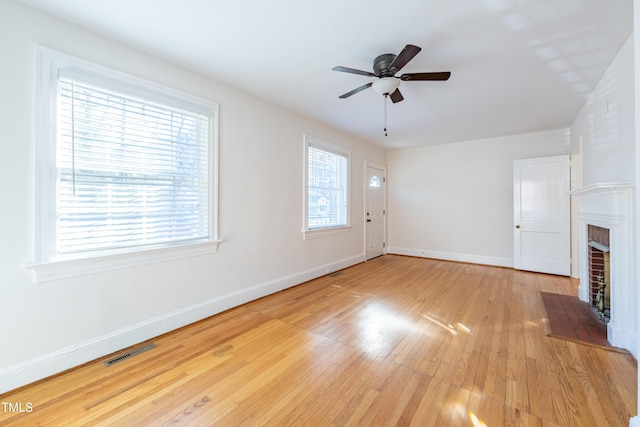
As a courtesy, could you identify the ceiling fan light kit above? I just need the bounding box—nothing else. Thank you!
[332,44,451,136]
[372,77,400,96]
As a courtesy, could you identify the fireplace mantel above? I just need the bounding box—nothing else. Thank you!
[572,181,636,356]
[570,181,635,196]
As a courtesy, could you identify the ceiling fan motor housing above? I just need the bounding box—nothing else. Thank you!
[373,54,397,77]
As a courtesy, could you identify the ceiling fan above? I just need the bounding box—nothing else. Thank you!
[332,44,451,103]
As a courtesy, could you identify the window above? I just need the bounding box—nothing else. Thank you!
[303,135,350,238]
[32,47,219,281]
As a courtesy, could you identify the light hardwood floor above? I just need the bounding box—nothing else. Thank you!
[1,255,636,426]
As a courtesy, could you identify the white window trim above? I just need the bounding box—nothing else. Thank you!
[302,134,351,239]
[28,46,221,283]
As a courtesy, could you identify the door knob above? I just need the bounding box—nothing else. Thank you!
[367,219,371,222]
[515,225,520,229]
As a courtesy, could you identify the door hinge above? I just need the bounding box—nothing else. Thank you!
[383,242,386,248]
[383,177,386,183]
[383,210,386,215]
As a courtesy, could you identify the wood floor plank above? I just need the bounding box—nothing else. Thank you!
[410,376,454,426]
[0,255,636,426]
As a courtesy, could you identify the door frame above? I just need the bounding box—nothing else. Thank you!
[364,161,387,260]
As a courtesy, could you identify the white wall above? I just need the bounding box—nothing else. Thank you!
[569,35,636,280]
[571,35,636,186]
[0,1,385,393]
[386,129,569,266]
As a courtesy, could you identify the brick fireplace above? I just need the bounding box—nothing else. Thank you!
[572,183,636,355]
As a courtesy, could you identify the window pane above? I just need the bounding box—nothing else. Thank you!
[56,79,209,255]
[307,145,347,229]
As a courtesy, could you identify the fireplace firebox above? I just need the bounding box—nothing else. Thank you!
[587,225,610,323]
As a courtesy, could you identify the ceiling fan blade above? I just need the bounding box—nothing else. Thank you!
[389,88,404,103]
[400,71,451,81]
[332,66,376,77]
[338,82,373,99]
[389,44,422,73]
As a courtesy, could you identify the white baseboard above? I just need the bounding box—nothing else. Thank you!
[630,416,640,427]
[386,247,513,269]
[0,254,365,395]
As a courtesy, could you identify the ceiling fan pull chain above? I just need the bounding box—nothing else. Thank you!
[384,95,388,137]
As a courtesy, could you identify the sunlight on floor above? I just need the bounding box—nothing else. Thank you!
[446,401,468,423]
[355,303,474,356]
[470,411,489,427]
[357,303,414,356]
[457,322,472,333]
[525,319,543,328]
[421,312,473,336]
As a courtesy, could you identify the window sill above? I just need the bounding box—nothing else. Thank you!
[27,239,223,283]
[303,226,351,240]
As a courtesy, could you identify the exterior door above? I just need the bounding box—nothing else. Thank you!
[513,155,570,276]
[365,164,386,260]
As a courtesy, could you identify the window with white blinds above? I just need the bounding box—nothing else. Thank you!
[33,47,219,280]
[304,135,350,237]
[56,79,210,254]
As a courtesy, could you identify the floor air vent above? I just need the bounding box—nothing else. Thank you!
[103,343,157,366]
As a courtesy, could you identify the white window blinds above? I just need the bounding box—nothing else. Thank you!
[306,144,348,229]
[55,77,210,255]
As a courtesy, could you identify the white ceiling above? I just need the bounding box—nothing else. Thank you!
[18,0,633,150]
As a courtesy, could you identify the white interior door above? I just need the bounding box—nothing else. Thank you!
[513,155,570,276]
[365,164,385,260]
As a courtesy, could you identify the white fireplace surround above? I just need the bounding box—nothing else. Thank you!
[572,182,636,356]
